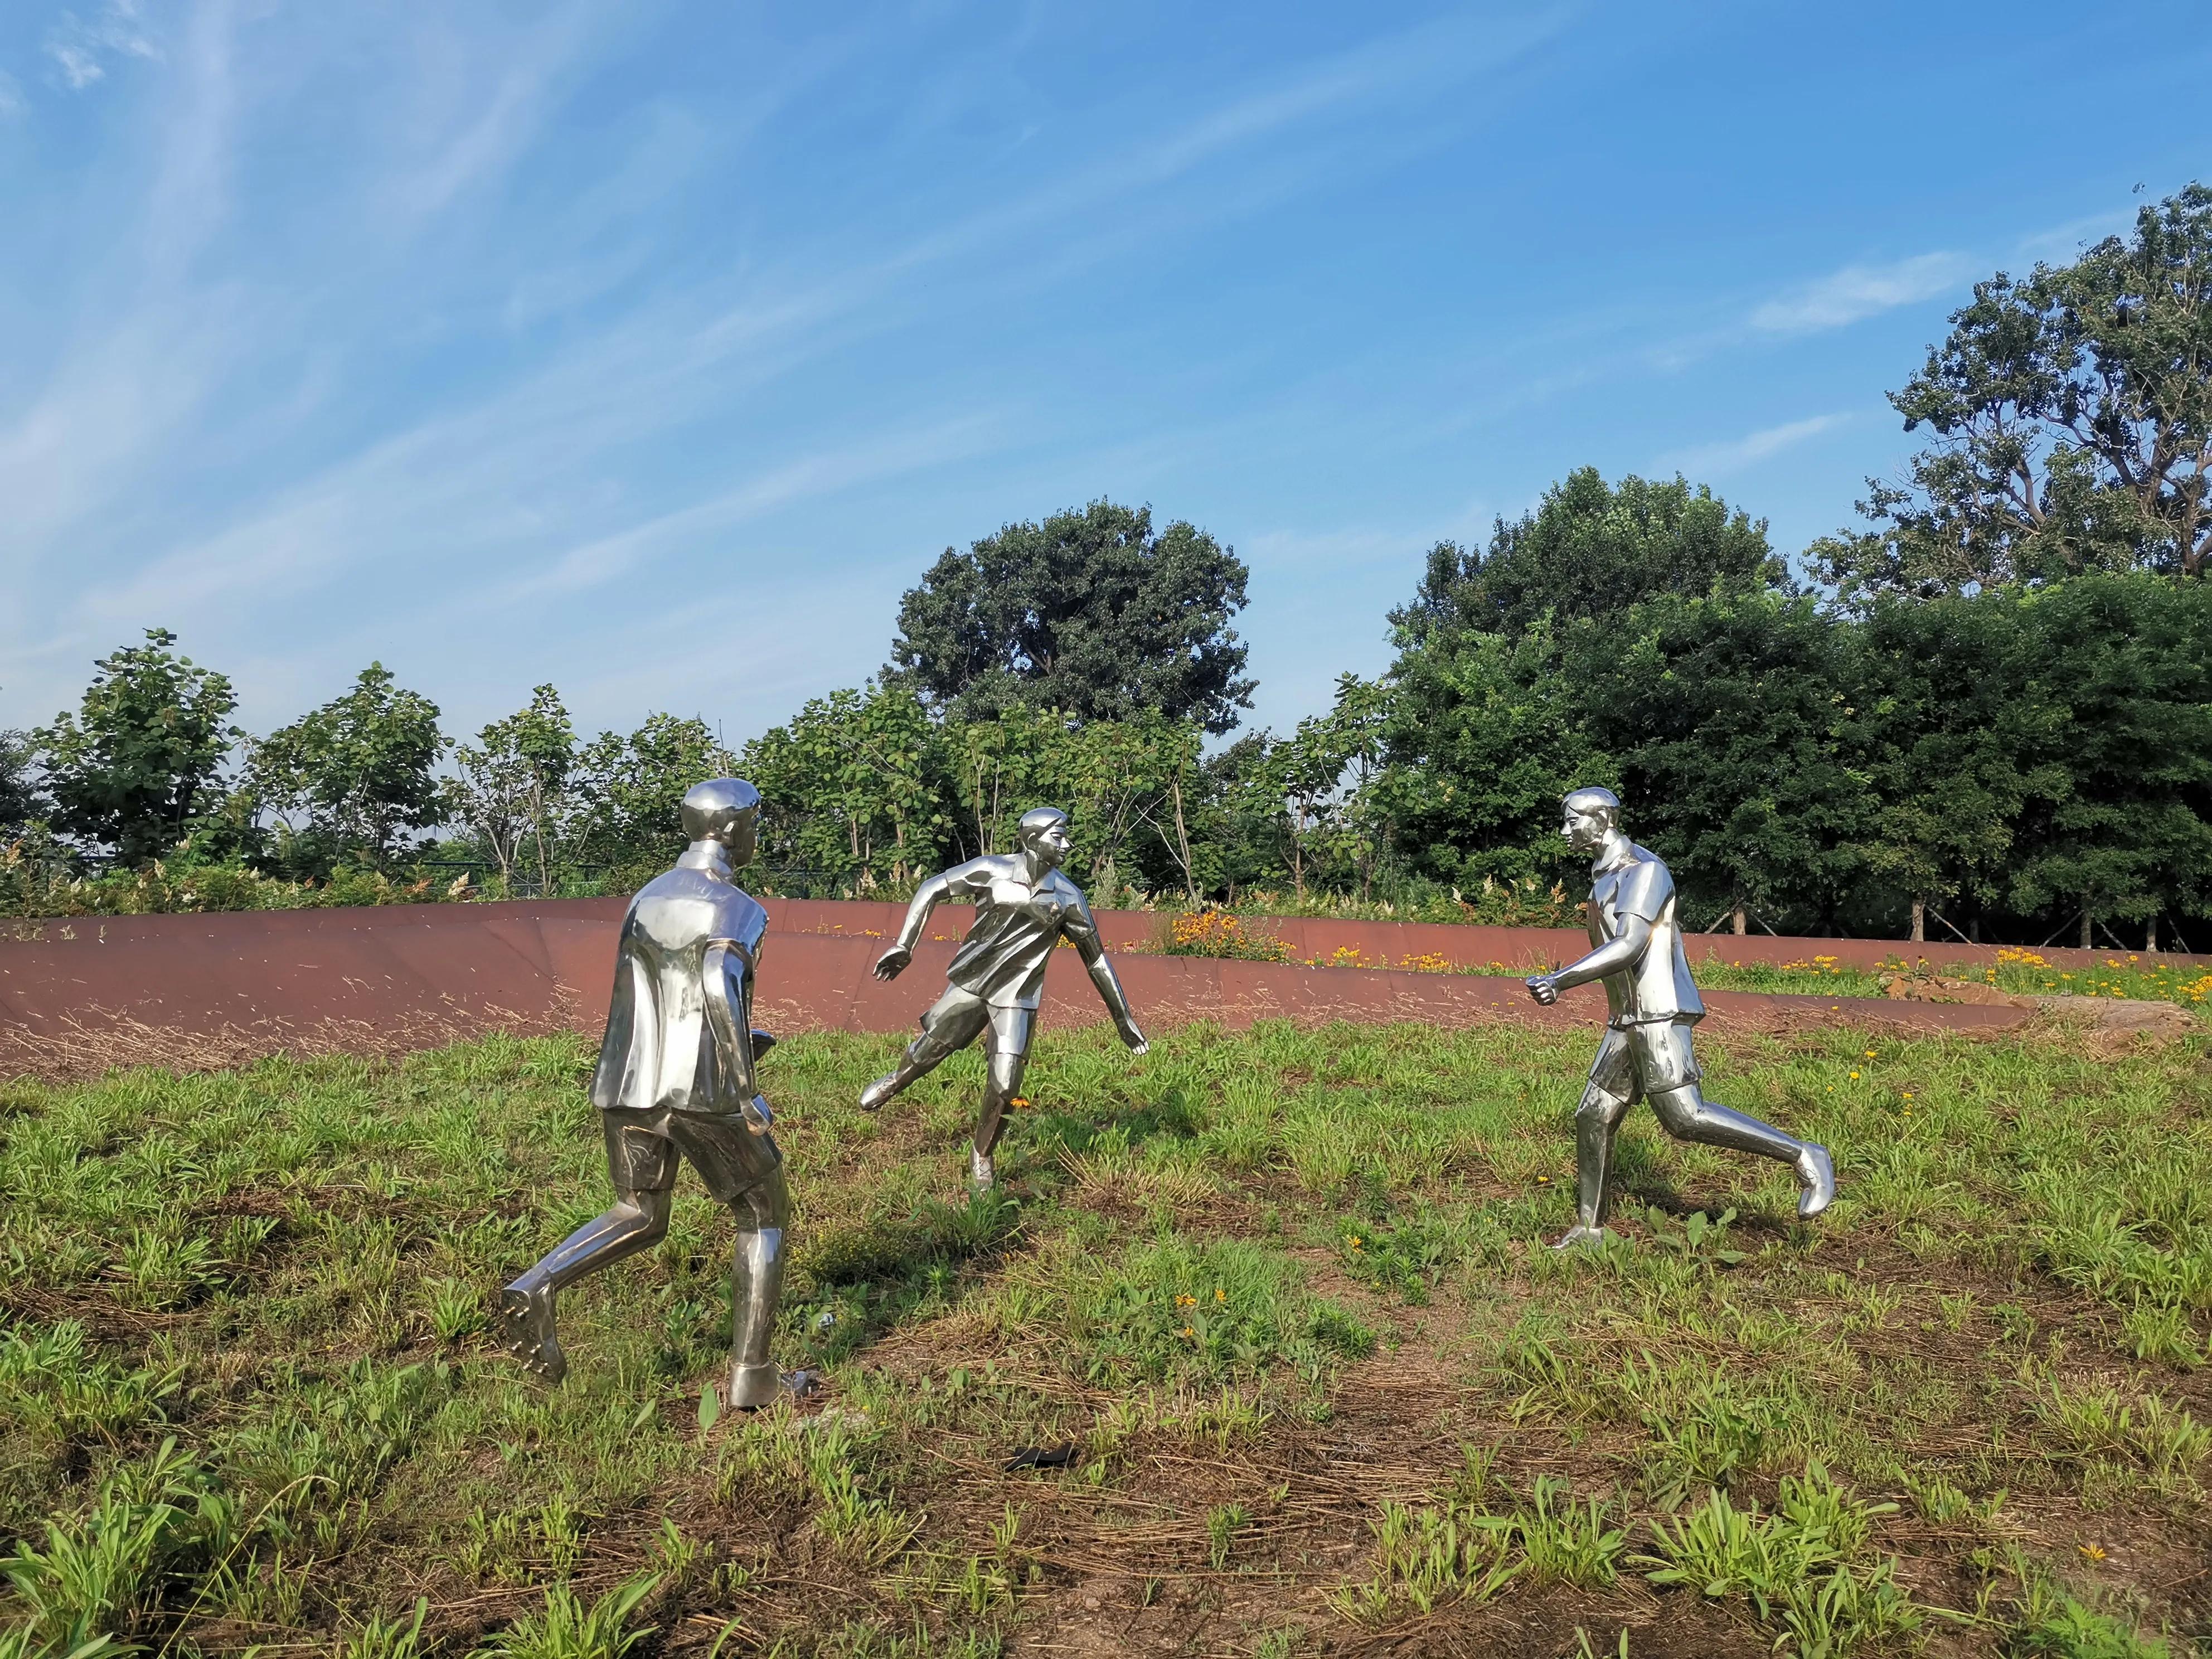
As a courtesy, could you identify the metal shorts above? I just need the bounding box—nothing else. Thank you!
[1586,1019,1702,1103]
[916,986,1034,1058]
[600,1105,781,1205]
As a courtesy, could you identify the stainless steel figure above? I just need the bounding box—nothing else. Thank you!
[861,807,1148,1190]
[1526,788,1836,1249]
[498,779,790,1409]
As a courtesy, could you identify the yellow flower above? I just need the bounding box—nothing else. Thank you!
[1864,1050,1876,1059]
[1346,1235,1363,1251]
[1175,1293,1197,1307]
[1215,1288,1227,1303]
[1902,1092,1913,1100]
[1850,1071,1861,1080]
[2080,1542,2107,1563]
[1180,1326,1195,1339]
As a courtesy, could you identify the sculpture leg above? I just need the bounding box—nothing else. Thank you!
[1556,1083,1634,1249]
[498,1117,676,1384]
[1645,1086,1836,1218]
[968,1009,1033,1193]
[860,989,987,1110]
[725,1168,791,1410]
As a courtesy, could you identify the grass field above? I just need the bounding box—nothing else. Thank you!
[3,1017,2208,1658]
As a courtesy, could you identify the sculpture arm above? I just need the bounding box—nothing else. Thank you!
[1548,914,1651,992]
[890,871,957,954]
[702,940,770,1132]
[1064,896,1147,1051]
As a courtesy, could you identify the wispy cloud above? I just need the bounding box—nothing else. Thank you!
[1750,253,1971,334]
[0,69,27,123]
[1660,413,1852,478]
[44,0,159,90]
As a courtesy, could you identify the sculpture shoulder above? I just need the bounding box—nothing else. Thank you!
[1046,870,1092,910]
[624,868,768,952]
[1613,847,1676,916]
[947,854,1021,891]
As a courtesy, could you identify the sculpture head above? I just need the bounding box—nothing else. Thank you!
[1560,786,1621,856]
[1017,806,1073,871]
[681,778,761,866]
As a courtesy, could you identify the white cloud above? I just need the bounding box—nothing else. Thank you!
[1750,253,1971,334]
[1660,413,1851,478]
[0,69,27,123]
[43,0,159,91]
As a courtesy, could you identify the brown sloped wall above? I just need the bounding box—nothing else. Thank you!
[0,895,2077,1079]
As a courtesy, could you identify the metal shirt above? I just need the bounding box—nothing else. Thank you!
[590,858,769,1115]
[1587,843,1704,1025]
[934,855,1101,1009]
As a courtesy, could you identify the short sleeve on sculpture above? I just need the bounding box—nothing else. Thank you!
[1059,882,1102,951]
[1614,858,1673,922]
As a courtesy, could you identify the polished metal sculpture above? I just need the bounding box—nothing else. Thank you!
[861,807,1148,1190]
[1526,787,1835,1248]
[498,779,789,1409]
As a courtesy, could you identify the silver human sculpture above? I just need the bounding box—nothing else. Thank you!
[1526,787,1836,1249]
[861,807,1148,1191]
[498,779,789,1410]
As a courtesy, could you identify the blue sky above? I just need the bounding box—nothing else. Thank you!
[2,1,2206,752]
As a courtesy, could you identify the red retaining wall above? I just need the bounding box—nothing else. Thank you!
[0,895,2101,1079]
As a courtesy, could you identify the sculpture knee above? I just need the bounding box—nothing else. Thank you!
[1646,1086,1710,1138]
[1576,1087,1629,1133]
[613,1186,675,1241]
[731,1170,790,1234]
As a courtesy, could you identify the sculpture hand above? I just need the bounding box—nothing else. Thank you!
[1122,1023,1149,1056]
[872,946,910,981]
[741,1093,774,1135]
[1525,974,1560,1006]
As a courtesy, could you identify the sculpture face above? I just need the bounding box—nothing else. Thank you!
[1022,815,1072,870]
[1561,800,1612,856]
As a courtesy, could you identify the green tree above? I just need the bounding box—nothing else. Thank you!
[1851,595,2069,941]
[742,683,951,892]
[1375,619,1612,896]
[244,664,448,874]
[36,628,240,865]
[2000,575,2212,948]
[567,714,738,877]
[1398,468,1784,643]
[0,722,46,835]
[1811,182,2212,605]
[450,685,578,892]
[1565,590,1876,933]
[887,499,1255,733]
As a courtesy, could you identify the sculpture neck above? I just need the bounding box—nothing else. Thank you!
[677,840,733,878]
[1590,830,1634,875]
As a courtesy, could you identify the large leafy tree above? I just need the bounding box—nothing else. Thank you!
[1999,575,2212,947]
[1397,468,1784,643]
[0,721,46,836]
[887,499,1255,733]
[245,664,448,874]
[743,682,952,892]
[1812,183,2212,604]
[566,714,738,876]
[1564,590,1878,933]
[1850,595,2070,942]
[450,685,578,891]
[36,629,240,865]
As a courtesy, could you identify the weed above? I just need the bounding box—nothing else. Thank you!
[1205,1503,1246,1570]
[478,1572,660,1659]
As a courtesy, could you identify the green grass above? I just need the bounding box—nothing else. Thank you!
[2,1017,2209,1656]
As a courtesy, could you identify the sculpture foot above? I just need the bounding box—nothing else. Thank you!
[859,1072,901,1112]
[1797,1143,1837,1219]
[496,1284,567,1384]
[727,1360,783,1412]
[969,1148,996,1193]
[1550,1224,1607,1252]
